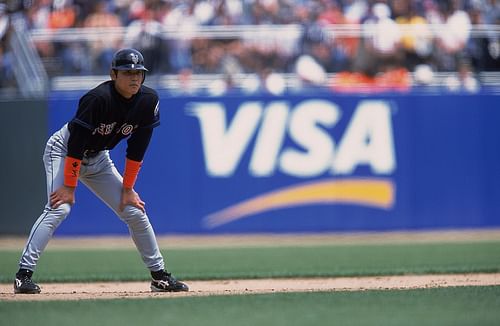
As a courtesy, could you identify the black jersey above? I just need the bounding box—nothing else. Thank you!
[67,80,160,161]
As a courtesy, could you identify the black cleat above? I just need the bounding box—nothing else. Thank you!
[14,274,41,294]
[151,271,189,292]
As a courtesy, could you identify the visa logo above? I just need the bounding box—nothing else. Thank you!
[187,99,396,178]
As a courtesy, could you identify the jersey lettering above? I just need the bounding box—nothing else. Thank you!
[94,122,117,136]
[119,123,135,136]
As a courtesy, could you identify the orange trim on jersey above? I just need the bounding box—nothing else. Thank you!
[63,156,82,187]
[123,158,142,189]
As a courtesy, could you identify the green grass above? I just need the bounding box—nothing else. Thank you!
[1,241,499,282]
[1,286,499,326]
[2,240,499,325]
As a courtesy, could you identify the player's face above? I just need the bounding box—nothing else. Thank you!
[111,70,144,99]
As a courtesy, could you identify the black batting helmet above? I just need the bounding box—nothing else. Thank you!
[111,48,148,71]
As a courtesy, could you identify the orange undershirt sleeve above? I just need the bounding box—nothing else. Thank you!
[63,156,82,187]
[123,158,142,189]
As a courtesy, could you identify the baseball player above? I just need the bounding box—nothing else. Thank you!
[14,48,188,294]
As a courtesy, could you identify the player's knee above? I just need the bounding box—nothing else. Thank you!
[50,203,72,218]
[42,203,71,229]
[119,205,147,225]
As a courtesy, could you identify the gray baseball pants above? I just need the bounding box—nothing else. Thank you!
[18,124,165,273]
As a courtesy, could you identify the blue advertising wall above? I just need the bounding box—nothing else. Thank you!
[48,91,500,235]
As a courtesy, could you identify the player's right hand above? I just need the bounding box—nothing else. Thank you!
[50,185,76,208]
[120,188,145,213]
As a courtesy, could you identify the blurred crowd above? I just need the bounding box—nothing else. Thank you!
[1,0,500,93]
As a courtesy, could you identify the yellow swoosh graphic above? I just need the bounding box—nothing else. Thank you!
[203,178,395,229]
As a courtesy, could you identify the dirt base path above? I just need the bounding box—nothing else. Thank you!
[2,273,500,301]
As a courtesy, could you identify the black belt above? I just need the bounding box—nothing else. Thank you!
[83,150,101,158]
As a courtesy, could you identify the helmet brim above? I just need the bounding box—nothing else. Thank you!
[113,64,149,71]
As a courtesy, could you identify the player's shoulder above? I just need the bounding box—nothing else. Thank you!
[137,85,159,109]
[81,81,113,102]
[139,84,159,100]
[89,81,113,97]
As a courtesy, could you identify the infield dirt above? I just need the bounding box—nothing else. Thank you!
[1,273,500,301]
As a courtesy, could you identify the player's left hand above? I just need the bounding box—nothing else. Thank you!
[120,188,146,213]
